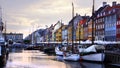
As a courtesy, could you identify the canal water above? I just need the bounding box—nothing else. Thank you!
[1,49,119,68]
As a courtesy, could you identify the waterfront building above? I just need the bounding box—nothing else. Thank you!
[62,25,68,43]
[47,24,54,42]
[67,14,82,42]
[104,1,120,41]
[35,29,45,43]
[76,16,89,41]
[3,33,23,43]
[52,21,62,42]
[117,9,120,41]
[82,16,89,40]
[54,23,63,42]
[95,2,109,41]
[44,28,48,42]
[87,18,93,40]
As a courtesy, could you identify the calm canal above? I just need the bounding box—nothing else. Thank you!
[1,49,119,68]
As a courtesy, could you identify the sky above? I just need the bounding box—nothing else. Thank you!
[0,0,120,38]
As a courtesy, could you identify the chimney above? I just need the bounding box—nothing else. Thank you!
[76,13,78,16]
[112,1,117,6]
[103,2,107,7]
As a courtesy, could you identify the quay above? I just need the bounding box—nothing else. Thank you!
[105,51,120,64]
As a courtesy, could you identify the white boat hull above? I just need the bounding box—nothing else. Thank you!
[81,53,105,62]
[63,54,80,61]
[55,47,63,56]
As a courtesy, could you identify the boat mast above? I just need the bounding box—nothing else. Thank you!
[79,21,80,45]
[72,2,74,53]
[0,6,4,38]
[92,0,95,45]
[4,21,6,41]
[61,20,62,46]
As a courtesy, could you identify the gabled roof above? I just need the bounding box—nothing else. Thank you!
[105,4,120,12]
[67,15,82,28]
[94,5,110,17]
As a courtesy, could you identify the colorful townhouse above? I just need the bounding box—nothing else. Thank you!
[48,24,54,42]
[117,9,120,41]
[87,18,93,40]
[95,2,109,41]
[53,21,62,42]
[62,25,68,43]
[52,21,62,42]
[82,16,89,40]
[76,16,89,41]
[67,14,82,42]
[103,2,120,41]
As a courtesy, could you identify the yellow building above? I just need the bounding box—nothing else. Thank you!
[55,24,67,42]
[76,22,84,41]
[68,25,72,42]
[88,19,95,41]
[55,27,62,42]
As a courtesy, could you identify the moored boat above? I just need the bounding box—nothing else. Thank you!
[55,46,63,56]
[78,45,105,62]
[81,53,105,62]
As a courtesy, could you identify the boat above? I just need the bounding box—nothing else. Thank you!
[81,53,105,62]
[79,0,105,62]
[55,46,63,56]
[78,45,105,62]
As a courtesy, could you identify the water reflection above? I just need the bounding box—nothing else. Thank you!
[3,49,120,68]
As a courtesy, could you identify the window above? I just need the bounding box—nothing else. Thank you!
[113,9,115,13]
[109,11,111,14]
[103,12,105,16]
[96,20,97,23]
[97,14,99,17]
[103,18,104,22]
[101,13,102,16]
[117,21,119,25]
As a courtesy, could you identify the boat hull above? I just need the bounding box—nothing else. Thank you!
[63,54,80,61]
[81,53,105,62]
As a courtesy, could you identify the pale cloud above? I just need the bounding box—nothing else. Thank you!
[0,0,120,38]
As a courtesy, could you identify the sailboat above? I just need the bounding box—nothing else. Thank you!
[78,44,105,62]
[79,0,105,62]
[63,3,80,61]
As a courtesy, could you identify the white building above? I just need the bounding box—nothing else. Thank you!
[4,33,23,43]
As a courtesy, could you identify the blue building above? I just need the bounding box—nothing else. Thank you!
[104,2,118,41]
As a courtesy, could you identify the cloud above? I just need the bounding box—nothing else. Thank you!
[1,0,120,38]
